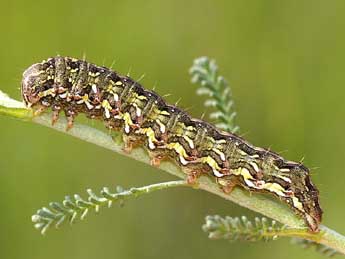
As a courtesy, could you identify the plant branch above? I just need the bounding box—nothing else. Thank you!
[32,180,188,234]
[1,91,345,255]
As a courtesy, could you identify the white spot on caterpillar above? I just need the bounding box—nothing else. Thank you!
[85,95,94,109]
[184,136,195,149]
[156,120,166,134]
[200,156,223,177]
[186,126,195,131]
[104,109,110,118]
[76,94,93,109]
[59,93,67,99]
[131,103,142,118]
[123,113,134,134]
[276,174,292,183]
[92,84,98,93]
[292,197,304,212]
[85,101,94,110]
[148,142,155,150]
[244,179,256,188]
[101,100,113,119]
[136,108,141,117]
[166,142,189,165]
[179,156,188,165]
[263,182,286,197]
[213,169,224,177]
[115,81,123,86]
[124,124,130,133]
[137,128,158,150]
[238,149,248,156]
[212,148,226,161]
[249,161,260,173]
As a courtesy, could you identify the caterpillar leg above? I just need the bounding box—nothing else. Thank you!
[186,170,202,185]
[149,153,165,167]
[183,164,210,187]
[65,108,77,131]
[51,104,61,125]
[217,176,237,194]
[122,134,143,154]
[122,134,135,153]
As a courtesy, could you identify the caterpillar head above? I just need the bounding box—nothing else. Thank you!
[287,165,323,232]
[216,163,322,232]
[21,63,46,107]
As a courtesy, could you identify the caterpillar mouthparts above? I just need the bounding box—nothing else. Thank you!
[21,56,322,232]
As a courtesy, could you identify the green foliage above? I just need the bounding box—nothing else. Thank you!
[203,215,285,242]
[203,215,339,257]
[190,57,239,133]
[32,180,187,235]
[202,215,340,257]
[32,186,126,235]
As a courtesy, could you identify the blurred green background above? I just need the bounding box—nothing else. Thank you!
[0,0,344,258]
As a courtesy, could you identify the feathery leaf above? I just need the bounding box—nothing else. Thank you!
[190,57,239,133]
[32,180,187,235]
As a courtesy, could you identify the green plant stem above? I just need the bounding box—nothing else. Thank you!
[1,92,345,255]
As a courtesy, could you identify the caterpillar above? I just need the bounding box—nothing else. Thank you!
[21,56,322,232]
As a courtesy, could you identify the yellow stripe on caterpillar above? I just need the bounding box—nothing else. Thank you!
[156,119,166,134]
[123,112,134,134]
[212,148,226,161]
[200,156,224,177]
[183,135,195,149]
[136,127,158,150]
[101,99,112,118]
[166,142,189,165]
[292,196,305,212]
[263,182,287,197]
